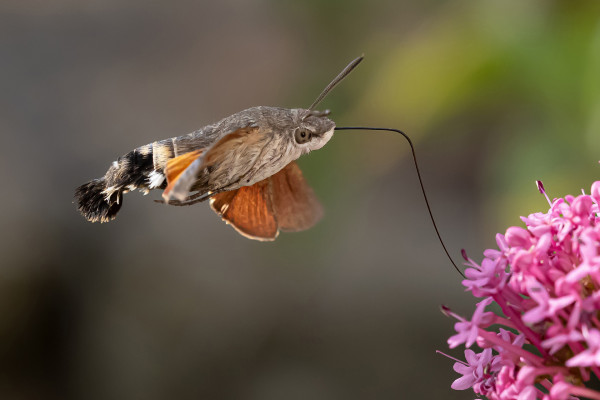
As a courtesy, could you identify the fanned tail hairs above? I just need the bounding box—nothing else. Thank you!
[75,179,121,223]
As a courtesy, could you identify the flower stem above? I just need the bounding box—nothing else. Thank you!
[491,315,518,330]
[476,328,544,366]
[435,350,467,365]
[492,293,550,359]
[569,385,600,400]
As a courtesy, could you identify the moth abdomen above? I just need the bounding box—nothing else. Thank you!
[75,143,169,223]
[74,178,122,223]
[110,145,155,189]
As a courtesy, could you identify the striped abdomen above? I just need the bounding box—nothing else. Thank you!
[74,137,190,223]
[74,109,256,223]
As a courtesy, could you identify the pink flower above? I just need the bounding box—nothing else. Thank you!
[448,297,494,348]
[566,228,600,283]
[591,181,600,204]
[451,348,501,396]
[566,327,600,367]
[463,256,507,296]
[442,178,600,400]
[521,279,577,325]
[549,381,572,400]
[541,326,583,355]
[505,226,533,249]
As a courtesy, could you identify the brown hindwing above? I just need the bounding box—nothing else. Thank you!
[270,162,323,232]
[209,180,278,241]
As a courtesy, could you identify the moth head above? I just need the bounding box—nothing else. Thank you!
[290,108,336,151]
[282,56,363,152]
[289,55,363,151]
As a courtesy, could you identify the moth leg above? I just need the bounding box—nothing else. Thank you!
[170,192,214,206]
[153,191,206,206]
[154,189,225,206]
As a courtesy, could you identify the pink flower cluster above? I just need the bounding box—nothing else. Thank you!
[442,180,600,400]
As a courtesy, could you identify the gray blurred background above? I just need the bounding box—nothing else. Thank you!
[2,0,600,399]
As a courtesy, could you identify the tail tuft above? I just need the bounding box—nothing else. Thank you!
[75,179,123,223]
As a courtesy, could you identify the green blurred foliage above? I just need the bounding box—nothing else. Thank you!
[334,0,600,234]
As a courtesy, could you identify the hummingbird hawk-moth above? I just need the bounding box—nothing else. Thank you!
[75,56,363,241]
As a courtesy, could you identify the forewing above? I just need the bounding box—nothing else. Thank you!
[163,126,259,202]
[162,149,203,199]
[270,162,323,232]
[209,179,278,241]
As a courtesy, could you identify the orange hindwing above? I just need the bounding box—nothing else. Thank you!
[209,162,322,240]
[210,179,278,241]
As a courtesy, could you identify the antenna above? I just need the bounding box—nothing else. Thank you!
[334,126,465,278]
[308,55,364,111]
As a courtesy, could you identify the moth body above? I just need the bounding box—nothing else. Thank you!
[75,106,334,223]
[75,55,362,240]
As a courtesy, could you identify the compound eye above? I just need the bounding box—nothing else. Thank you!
[295,129,312,144]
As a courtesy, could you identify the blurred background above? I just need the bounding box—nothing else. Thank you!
[2,0,600,399]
